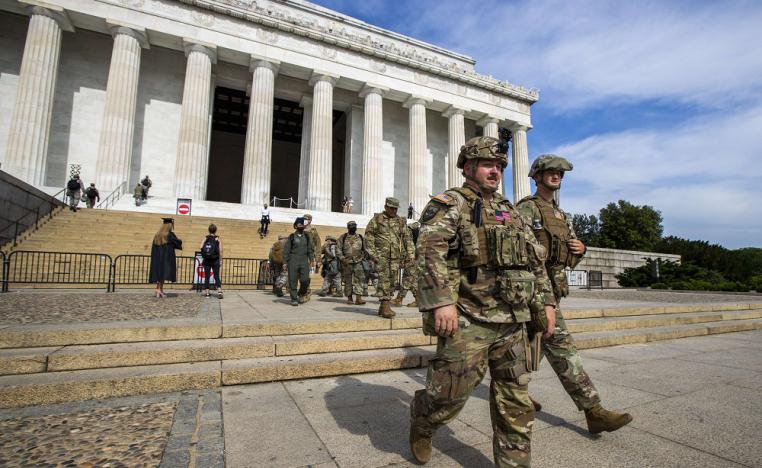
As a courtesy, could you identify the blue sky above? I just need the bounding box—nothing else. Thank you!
[309,0,762,249]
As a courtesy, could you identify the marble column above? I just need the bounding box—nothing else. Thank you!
[360,84,386,215]
[404,96,430,215]
[306,72,338,212]
[512,124,531,202]
[4,3,73,186]
[241,57,280,205]
[297,96,312,206]
[443,105,467,188]
[94,22,148,192]
[478,115,502,194]
[174,41,216,199]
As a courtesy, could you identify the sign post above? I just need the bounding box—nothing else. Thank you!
[176,198,192,215]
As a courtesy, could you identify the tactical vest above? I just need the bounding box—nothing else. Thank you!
[270,242,284,264]
[526,196,573,268]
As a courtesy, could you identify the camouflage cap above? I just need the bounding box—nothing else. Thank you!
[347,220,357,227]
[325,235,336,242]
[384,197,400,208]
[528,154,573,178]
[457,136,508,169]
[303,213,313,220]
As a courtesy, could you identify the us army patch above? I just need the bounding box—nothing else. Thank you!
[420,203,442,224]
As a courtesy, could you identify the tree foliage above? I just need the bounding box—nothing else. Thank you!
[571,213,601,246]
[597,200,663,251]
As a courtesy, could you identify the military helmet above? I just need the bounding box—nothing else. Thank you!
[528,154,573,178]
[325,235,336,242]
[457,136,508,169]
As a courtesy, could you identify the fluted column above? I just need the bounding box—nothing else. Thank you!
[241,57,279,205]
[404,96,430,214]
[443,105,467,188]
[94,22,148,192]
[478,115,502,194]
[512,124,531,202]
[174,41,216,199]
[360,84,387,214]
[4,3,73,186]
[306,72,338,211]
[297,96,312,205]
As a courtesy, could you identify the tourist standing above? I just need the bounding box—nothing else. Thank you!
[149,218,183,298]
[283,217,315,306]
[199,223,223,298]
[346,196,354,213]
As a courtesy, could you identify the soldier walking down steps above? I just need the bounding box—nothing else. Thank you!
[364,197,415,319]
[409,136,557,467]
[269,234,288,297]
[517,154,632,434]
[317,236,343,297]
[336,221,368,305]
[283,217,315,306]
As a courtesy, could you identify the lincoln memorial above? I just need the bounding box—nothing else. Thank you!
[0,0,539,215]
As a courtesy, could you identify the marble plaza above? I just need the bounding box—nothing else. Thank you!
[0,0,538,215]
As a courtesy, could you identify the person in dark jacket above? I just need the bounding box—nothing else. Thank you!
[283,217,315,306]
[199,223,223,298]
[149,217,182,297]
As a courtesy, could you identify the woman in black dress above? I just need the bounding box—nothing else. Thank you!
[149,217,182,297]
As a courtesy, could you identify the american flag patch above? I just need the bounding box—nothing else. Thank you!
[495,211,511,222]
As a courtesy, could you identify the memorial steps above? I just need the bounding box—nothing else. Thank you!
[1,303,761,408]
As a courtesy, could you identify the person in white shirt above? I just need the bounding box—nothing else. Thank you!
[259,204,271,237]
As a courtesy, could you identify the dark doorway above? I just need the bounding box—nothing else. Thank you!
[207,86,248,203]
[270,98,304,204]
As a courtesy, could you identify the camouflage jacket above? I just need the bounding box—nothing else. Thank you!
[416,184,555,324]
[321,241,339,272]
[365,213,414,263]
[336,232,366,264]
[517,194,584,300]
[305,227,321,256]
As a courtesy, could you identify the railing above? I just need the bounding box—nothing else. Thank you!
[97,180,127,209]
[566,269,605,289]
[0,250,272,292]
[1,188,66,248]
[588,270,604,289]
[271,196,306,209]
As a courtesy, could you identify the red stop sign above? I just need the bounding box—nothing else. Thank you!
[178,203,190,215]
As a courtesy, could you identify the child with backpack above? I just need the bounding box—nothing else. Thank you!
[199,223,223,298]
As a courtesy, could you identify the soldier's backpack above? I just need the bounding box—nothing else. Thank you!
[201,235,220,261]
[67,179,80,191]
[270,241,284,264]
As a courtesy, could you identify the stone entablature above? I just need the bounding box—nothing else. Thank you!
[178,0,539,103]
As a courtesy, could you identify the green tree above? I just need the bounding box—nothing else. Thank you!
[571,213,601,247]
[598,200,663,251]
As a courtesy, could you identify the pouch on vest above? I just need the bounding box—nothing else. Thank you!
[459,222,480,266]
[497,270,535,322]
[551,267,570,298]
[486,226,529,268]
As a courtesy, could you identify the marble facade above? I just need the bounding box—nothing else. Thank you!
[0,0,538,214]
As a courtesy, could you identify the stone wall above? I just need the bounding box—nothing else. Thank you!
[575,247,682,288]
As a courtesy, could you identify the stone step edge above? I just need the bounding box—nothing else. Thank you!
[2,303,760,349]
[4,309,760,375]
[2,322,760,409]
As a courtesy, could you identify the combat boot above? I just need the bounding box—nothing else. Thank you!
[529,396,542,412]
[317,290,327,297]
[346,294,354,305]
[406,300,418,308]
[585,404,633,434]
[409,424,432,464]
[390,295,403,307]
[378,300,396,318]
[355,296,366,305]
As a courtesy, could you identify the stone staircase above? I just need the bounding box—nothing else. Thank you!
[1,301,761,408]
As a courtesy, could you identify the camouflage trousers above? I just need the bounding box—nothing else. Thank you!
[319,272,341,294]
[398,263,418,300]
[375,257,401,301]
[342,261,365,296]
[272,263,288,293]
[541,306,600,411]
[411,315,534,468]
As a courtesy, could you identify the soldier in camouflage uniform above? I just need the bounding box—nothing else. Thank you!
[395,221,420,308]
[409,136,557,467]
[317,236,343,297]
[336,221,368,305]
[269,235,288,297]
[517,155,633,434]
[365,197,415,318]
[303,213,321,272]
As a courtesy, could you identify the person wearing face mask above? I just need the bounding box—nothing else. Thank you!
[336,220,368,305]
[283,217,315,306]
[517,155,632,434]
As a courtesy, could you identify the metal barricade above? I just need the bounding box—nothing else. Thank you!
[1,251,7,293]
[566,269,588,288]
[5,251,112,291]
[588,270,604,289]
[111,254,197,291]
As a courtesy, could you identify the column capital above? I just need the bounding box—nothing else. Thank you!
[21,0,74,32]
[359,83,388,99]
[309,70,339,87]
[477,115,500,127]
[403,95,431,109]
[183,39,217,64]
[106,20,149,48]
[442,105,469,118]
[250,55,280,74]
[299,95,313,107]
[512,123,529,133]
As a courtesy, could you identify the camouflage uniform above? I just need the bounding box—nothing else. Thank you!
[268,236,288,296]
[303,214,321,267]
[365,197,415,310]
[336,223,367,299]
[397,223,420,305]
[517,195,599,411]
[411,178,555,467]
[318,237,342,296]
